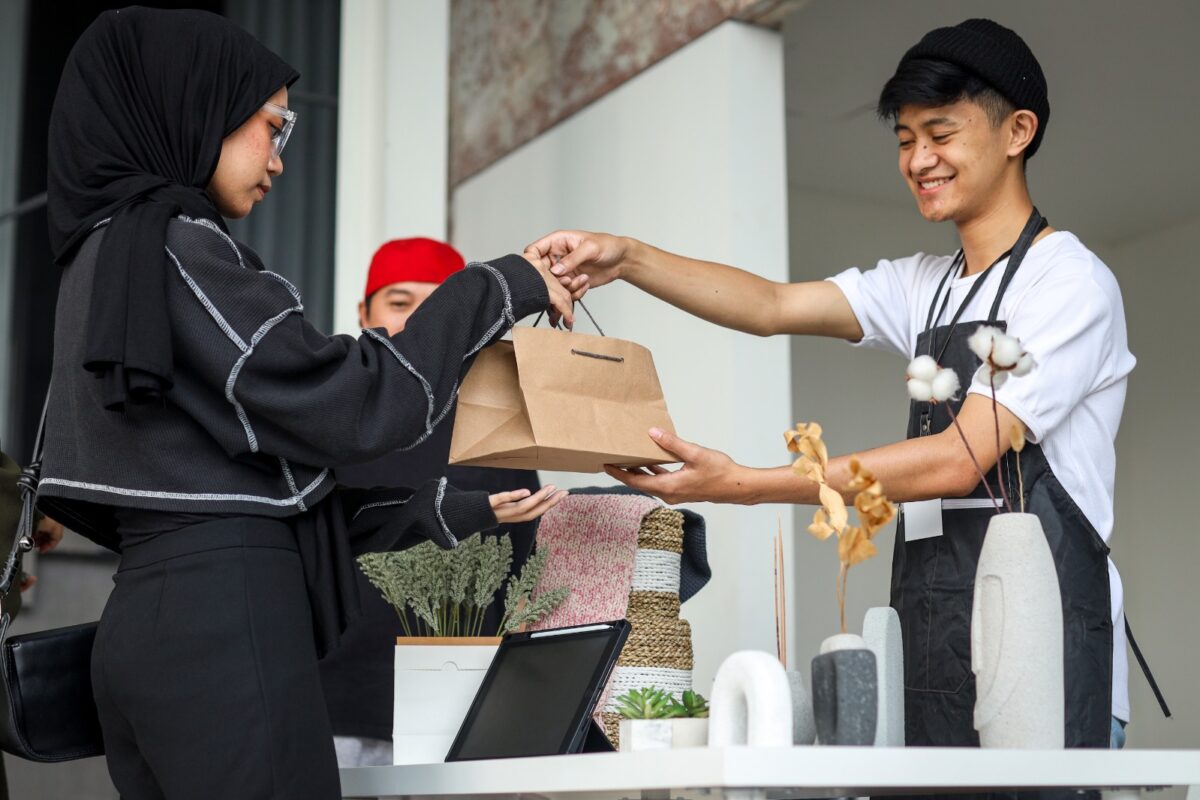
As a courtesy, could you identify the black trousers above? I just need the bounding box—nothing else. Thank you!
[91,517,340,799]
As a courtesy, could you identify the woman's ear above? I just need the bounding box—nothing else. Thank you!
[1007,109,1039,159]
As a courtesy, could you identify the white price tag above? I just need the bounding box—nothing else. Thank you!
[903,499,943,542]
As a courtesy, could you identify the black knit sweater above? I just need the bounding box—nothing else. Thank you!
[39,216,549,547]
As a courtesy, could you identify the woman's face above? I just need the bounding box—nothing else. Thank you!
[207,86,288,219]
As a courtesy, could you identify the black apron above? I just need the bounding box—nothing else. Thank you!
[891,210,1114,750]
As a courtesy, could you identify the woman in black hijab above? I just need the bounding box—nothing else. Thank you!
[41,8,572,798]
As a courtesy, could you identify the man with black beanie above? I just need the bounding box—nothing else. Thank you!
[527,18,1138,754]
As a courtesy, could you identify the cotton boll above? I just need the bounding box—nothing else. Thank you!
[907,355,939,382]
[931,368,961,402]
[968,326,1000,361]
[1012,353,1035,377]
[991,334,1023,369]
[907,378,933,402]
[972,364,1008,390]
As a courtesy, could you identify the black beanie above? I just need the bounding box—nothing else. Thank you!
[900,19,1049,158]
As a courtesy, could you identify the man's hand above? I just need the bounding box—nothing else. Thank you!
[525,230,630,291]
[490,485,568,524]
[604,428,751,505]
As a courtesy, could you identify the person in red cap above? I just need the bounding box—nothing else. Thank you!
[357,237,468,336]
[327,238,543,768]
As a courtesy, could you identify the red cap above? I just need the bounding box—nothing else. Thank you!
[364,238,466,300]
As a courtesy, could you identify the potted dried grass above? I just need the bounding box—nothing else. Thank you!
[358,535,568,764]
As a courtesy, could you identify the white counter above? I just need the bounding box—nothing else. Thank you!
[340,746,1200,799]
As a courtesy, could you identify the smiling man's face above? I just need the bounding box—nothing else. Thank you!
[894,98,1014,224]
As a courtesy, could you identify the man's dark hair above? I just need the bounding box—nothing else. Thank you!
[876,58,1015,130]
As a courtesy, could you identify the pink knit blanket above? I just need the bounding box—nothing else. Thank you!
[530,493,660,630]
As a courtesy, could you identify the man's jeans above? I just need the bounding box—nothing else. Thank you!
[1111,716,1127,749]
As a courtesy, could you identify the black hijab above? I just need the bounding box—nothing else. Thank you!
[47,6,298,411]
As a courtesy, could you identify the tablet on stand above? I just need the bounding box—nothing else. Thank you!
[444,620,630,762]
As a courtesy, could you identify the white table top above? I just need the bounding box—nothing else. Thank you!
[340,746,1200,799]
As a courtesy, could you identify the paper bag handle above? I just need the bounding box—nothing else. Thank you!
[569,348,623,364]
[531,298,606,337]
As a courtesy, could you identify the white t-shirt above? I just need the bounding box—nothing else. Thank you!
[828,231,1135,721]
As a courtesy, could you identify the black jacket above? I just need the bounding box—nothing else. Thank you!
[38,216,548,546]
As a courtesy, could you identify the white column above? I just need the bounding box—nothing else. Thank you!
[334,0,450,335]
[451,21,795,686]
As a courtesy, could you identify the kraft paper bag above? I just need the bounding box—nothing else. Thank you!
[449,326,678,473]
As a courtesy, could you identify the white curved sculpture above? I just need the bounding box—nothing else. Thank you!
[863,607,904,747]
[971,513,1065,748]
[708,651,793,747]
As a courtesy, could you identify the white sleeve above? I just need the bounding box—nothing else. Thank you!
[967,261,1118,443]
[826,255,924,357]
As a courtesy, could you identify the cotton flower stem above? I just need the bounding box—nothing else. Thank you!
[945,402,1002,513]
[989,381,1015,513]
[1016,453,1025,513]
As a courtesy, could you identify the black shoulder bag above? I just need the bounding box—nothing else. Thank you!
[0,398,103,761]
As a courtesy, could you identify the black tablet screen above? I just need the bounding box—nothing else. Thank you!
[450,630,614,759]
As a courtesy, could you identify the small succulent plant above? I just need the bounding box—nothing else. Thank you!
[615,687,710,720]
[614,687,676,720]
[668,689,710,719]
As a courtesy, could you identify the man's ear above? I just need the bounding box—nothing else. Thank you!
[358,299,369,329]
[1007,109,1039,159]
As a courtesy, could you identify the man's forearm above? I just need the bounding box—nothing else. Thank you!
[736,428,977,506]
[620,239,783,337]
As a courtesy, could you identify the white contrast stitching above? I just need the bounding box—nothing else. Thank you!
[278,457,307,513]
[226,306,301,452]
[361,327,436,445]
[40,475,329,507]
[177,215,246,269]
[433,477,458,547]
[166,247,248,352]
[351,496,413,521]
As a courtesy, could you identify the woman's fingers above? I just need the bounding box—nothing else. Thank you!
[493,485,567,522]
[489,489,532,509]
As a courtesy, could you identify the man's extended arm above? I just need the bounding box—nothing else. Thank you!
[609,394,1023,508]
[526,231,865,340]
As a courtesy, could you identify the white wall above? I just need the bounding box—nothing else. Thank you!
[1100,215,1200,749]
[786,186,957,662]
[452,21,795,689]
[334,0,449,336]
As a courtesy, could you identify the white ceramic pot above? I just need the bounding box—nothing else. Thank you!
[618,718,709,751]
[392,637,500,765]
[971,513,1064,749]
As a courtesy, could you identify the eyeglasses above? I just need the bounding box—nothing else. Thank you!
[262,102,297,159]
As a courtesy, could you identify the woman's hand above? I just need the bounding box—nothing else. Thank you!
[522,252,577,329]
[489,485,568,524]
[525,230,631,290]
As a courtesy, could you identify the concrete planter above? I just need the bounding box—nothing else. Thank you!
[812,633,878,746]
[392,637,501,765]
[618,718,709,751]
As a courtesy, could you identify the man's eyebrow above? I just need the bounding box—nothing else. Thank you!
[894,117,959,134]
[384,288,414,297]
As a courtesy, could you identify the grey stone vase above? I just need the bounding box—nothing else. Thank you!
[811,634,878,745]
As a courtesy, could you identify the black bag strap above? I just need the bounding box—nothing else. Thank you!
[531,298,605,336]
[0,391,50,638]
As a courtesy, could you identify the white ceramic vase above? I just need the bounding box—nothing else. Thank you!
[971,513,1064,748]
[392,637,500,764]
